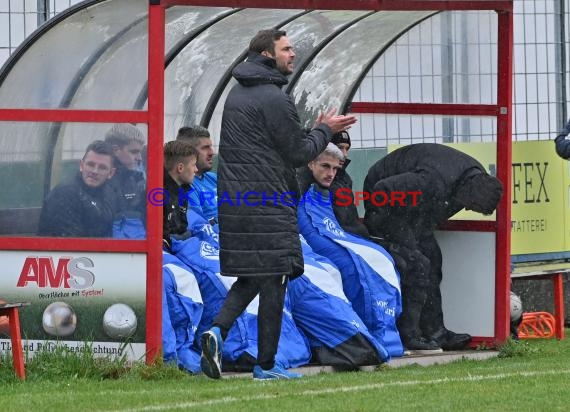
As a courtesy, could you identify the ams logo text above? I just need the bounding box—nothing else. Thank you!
[16,256,95,289]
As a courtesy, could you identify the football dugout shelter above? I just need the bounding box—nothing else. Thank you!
[0,0,513,363]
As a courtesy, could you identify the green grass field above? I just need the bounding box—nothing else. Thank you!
[1,333,569,411]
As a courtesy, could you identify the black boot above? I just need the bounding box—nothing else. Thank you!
[401,336,442,354]
[398,286,442,354]
[419,283,470,351]
[427,328,471,351]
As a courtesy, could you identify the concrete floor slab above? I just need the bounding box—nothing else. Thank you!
[223,350,500,378]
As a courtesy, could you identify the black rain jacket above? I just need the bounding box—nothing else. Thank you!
[363,143,487,238]
[217,52,332,278]
[38,173,115,237]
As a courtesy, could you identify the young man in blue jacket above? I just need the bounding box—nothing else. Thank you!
[176,125,218,225]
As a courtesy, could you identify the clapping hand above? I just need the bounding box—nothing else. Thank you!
[315,107,357,134]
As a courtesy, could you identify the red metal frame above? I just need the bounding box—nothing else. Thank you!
[159,1,512,11]
[0,238,147,252]
[146,4,166,363]
[350,103,499,117]
[438,220,497,232]
[0,0,513,362]
[0,109,147,123]
[494,9,514,345]
[147,0,514,357]
[345,8,513,349]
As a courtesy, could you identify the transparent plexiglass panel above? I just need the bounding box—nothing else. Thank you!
[353,11,498,106]
[207,9,370,146]
[59,15,149,111]
[292,11,435,126]
[66,6,234,111]
[0,122,50,213]
[348,113,497,149]
[163,8,303,141]
[164,7,235,53]
[0,0,147,109]
[0,121,147,238]
[70,7,234,109]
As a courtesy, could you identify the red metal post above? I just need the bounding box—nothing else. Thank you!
[552,273,565,340]
[494,8,514,344]
[146,2,166,364]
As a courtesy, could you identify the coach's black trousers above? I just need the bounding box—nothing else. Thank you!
[213,275,288,370]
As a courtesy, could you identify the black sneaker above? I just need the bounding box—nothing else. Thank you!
[403,337,443,355]
[429,329,471,351]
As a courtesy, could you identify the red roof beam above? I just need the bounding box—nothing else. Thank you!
[157,0,513,12]
[0,237,148,252]
[0,109,148,123]
[350,102,499,117]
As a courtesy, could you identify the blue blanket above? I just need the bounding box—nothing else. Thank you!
[112,216,146,239]
[162,252,203,373]
[298,185,404,357]
[187,209,219,246]
[287,237,389,364]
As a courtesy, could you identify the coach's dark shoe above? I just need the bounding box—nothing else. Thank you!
[428,328,471,351]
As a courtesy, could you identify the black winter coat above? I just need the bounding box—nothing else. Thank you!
[363,143,486,237]
[107,164,146,222]
[38,173,115,237]
[218,52,332,278]
[163,170,191,247]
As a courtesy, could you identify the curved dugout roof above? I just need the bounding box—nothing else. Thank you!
[0,0,435,206]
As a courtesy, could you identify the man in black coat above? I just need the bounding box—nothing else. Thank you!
[38,140,117,237]
[363,143,503,352]
[200,29,356,380]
